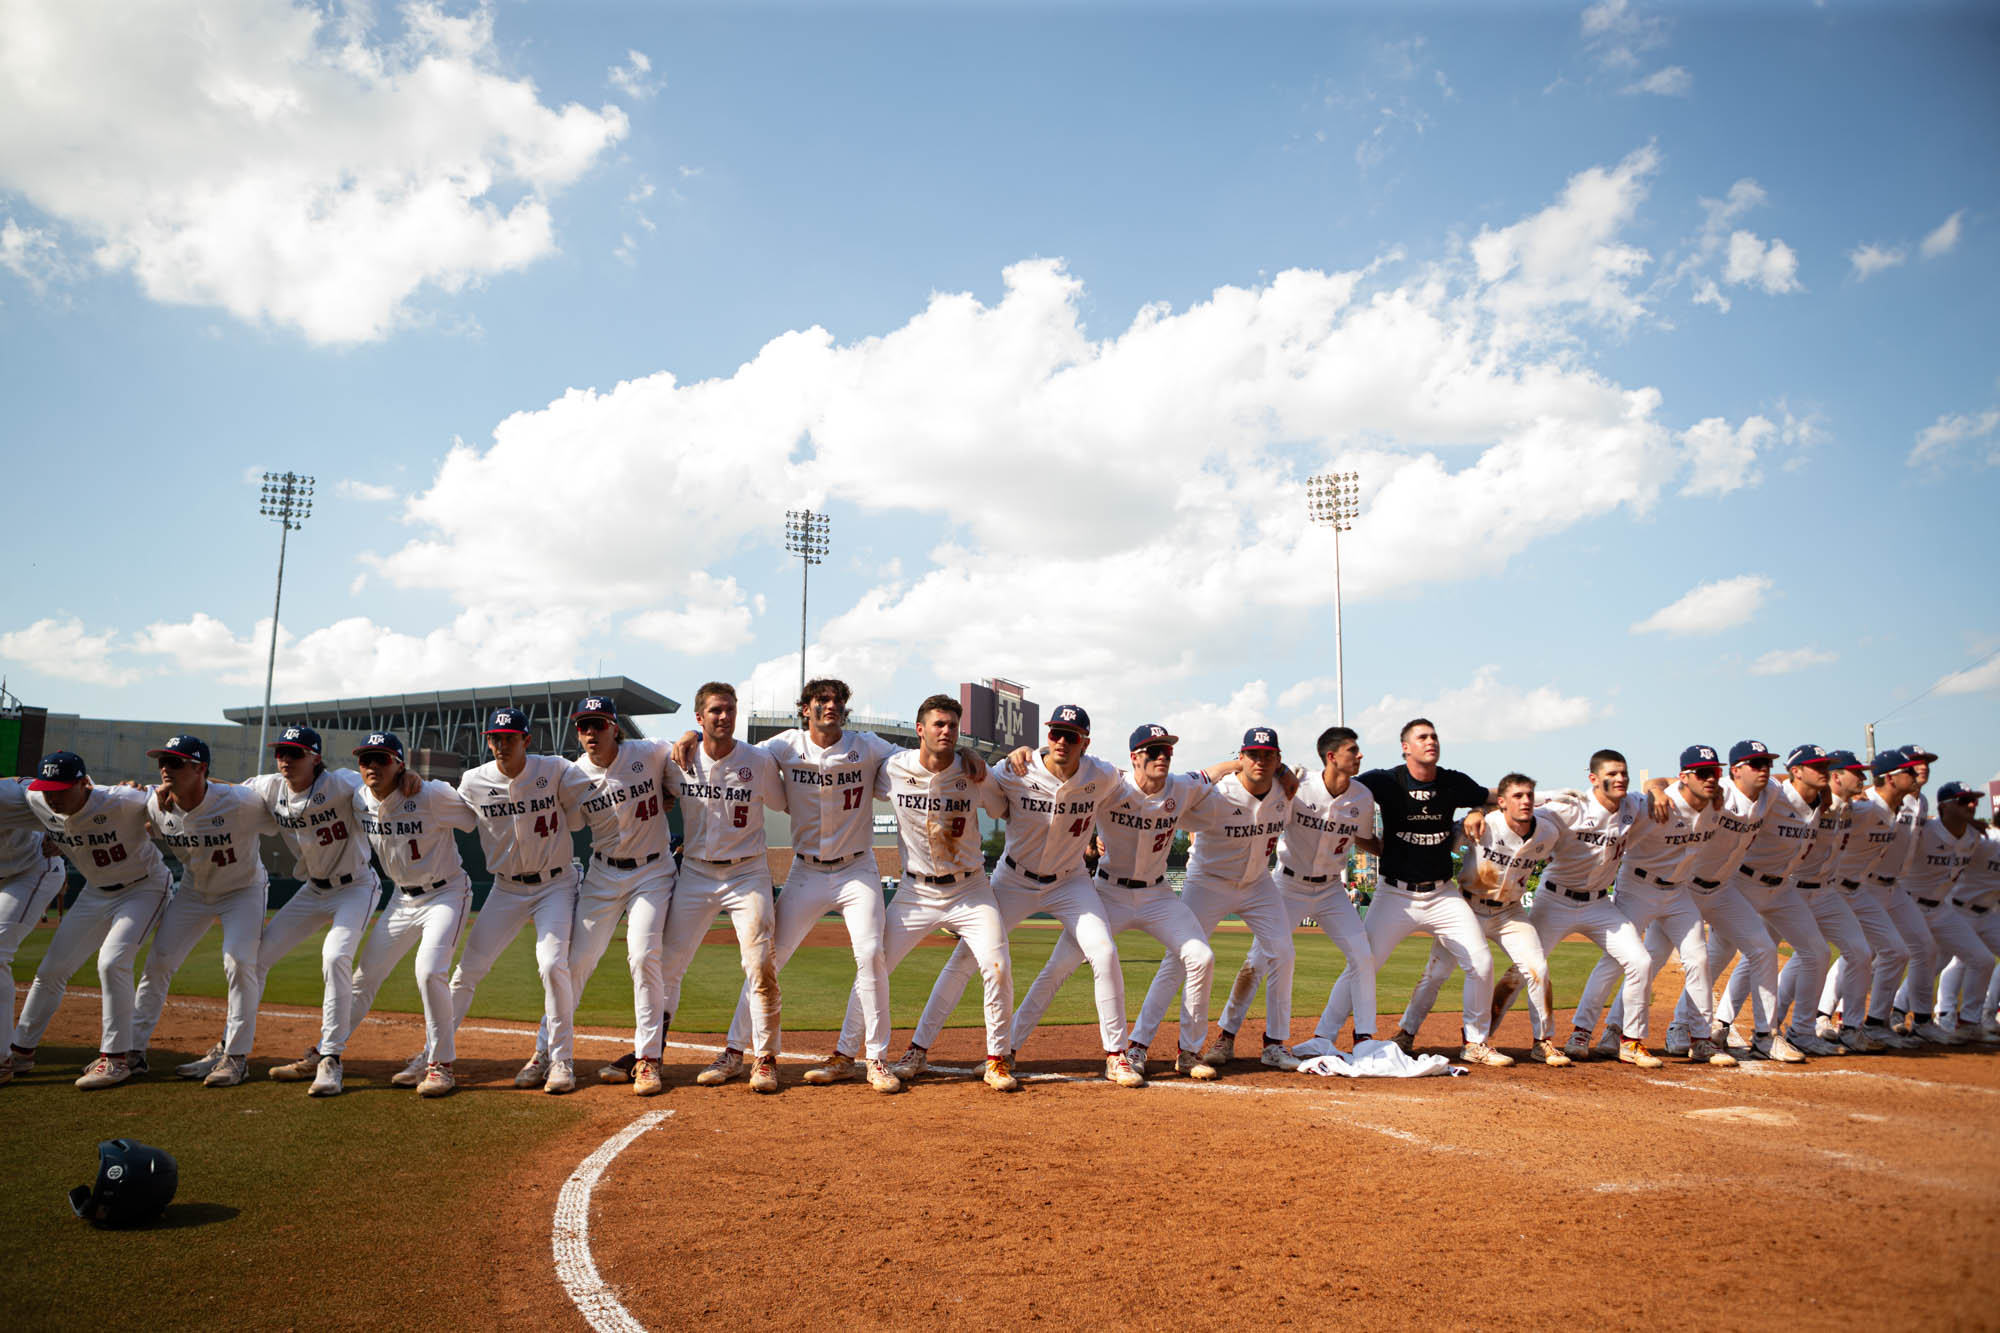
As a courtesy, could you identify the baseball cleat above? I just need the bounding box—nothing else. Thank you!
[417,1062,455,1097]
[1259,1042,1303,1072]
[1201,1029,1237,1066]
[1617,1039,1664,1069]
[1748,1032,1807,1063]
[514,1051,552,1089]
[749,1055,780,1094]
[1789,1031,1842,1057]
[1814,1015,1842,1044]
[1663,1022,1692,1057]
[8,1046,34,1074]
[1912,1020,1965,1046]
[803,1052,858,1085]
[1688,1037,1737,1067]
[544,1059,577,1094]
[889,1046,929,1080]
[203,1054,249,1087]
[982,1054,1021,1092]
[1892,1009,1915,1036]
[1868,1024,1924,1050]
[865,1059,902,1094]
[1983,1019,2000,1043]
[633,1058,664,1097]
[178,1041,225,1080]
[390,1051,428,1087]
[1123,1044,1149,1078]
[1174,1049,1218,1081]
[1490,965,1526,1027]
[695,1048,746,1086]
[1528,1039,1572,1067]
[1723,1024,1752,1051]
[598,1052,637,1084]
[308,1055,343,1097]
[75,1055,132,1090]
[1593,1028,1622,1060]
[1840,1026,1886,1054]
[1459,1041,1514,1068]
[1105,1051,1146,1088]
[126,1051,149,1077]
[1970,1020,2000,1045]
[1390,1029,1417,1056]
[1562,1030,1594,1063]
[269,1047,322,1082]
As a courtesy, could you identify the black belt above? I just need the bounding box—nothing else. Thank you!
[910,871,963,887]
[1691,877,1721,890]
[1840,879,1861,890]
[102,875,148,891]
[797,850,864,867]
[1738,864,1784,887]
[1385,877,1447,893]
[686,854,758,870]
[1098,870,1164,888]
[1559,887,1606,902]
[1003,856,1058,885]
[398,879,447,896]
[1282,867,1330,884]
[505,871,548,885]
[1630,867,1677,888]
[1916,897,1943,909]
[1870,876,1897,887]
[310,873,356,889]
[1971,904,1990,915]
[595,851,662,870]
[1796,880,1822,891]
[1461,889,1510,910]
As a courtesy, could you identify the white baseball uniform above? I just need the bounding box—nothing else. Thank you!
[1577,782,1714,1042]
[1891,816,1985,1019]
[657,739,787,1058]
[1525,788,1653,1041]
[12,785,171,1057]
[726,728,897,1060]
[1010,770,1219,1057]
[450,754,592,1064]
[1706,778,1832,1043]
[345,779,478,1065]
[910,751,1133,1055]
[1936,828,2000,1027]
[1773,795,1875,1033]
[1817,789,1914,1024]
[834,750,1012,1058]
[1664,776,1788,1039]
[131,782,280,1058]
[0,780,69,1059]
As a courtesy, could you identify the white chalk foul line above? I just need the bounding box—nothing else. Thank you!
[554,1109,673,1333]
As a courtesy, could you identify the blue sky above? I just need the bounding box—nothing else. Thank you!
[2,0,1995,792]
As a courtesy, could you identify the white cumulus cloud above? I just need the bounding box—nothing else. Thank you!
[1622,65,1691,96]
[1749,646,1836,677]
[1908,408,2000,468]
[1936,654,2000,697]
[335,479,397,502]
[1722,230,1800,294]
[1920,209,1964,259]
[0,617,139,686]
[607,49,660,100]
[1630,574,1772,636]
[1680,414,1775,496]
[1355,666,1600,744]
[1848,243,1907,280]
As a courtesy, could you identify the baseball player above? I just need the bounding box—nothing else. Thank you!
[6,752,173,1089]
[1398,773,1569,1063]
[1572,745,1734,1067]
[834,692,1019,1092]
[0,777,72,1087]
[1889,781,1987,1043]
[1771,750,1888,1054]
[344,732,480,1097]
[1935,814,2000,1040]
[1007,723,1224,1080]
[1215,726,1381,1056]
[1310,719,1512,1067]
[129,735,281,1089]
[898,705,1144,1087]
[659,683,790,1094]
[1818,750,1926,1046]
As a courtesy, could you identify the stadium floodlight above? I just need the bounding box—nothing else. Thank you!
[783,509,831,699]
[256,472,314,756]
[1304,471,1361,725]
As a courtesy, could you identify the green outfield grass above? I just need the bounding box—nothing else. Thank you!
[7,912,1615,1035]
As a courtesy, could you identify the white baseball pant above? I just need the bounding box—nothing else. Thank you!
[1221,877,1375,1041]
[13,871,170,1057]
[913,867,1125,1054]
[727,854,887,1059]
[1935,906,2000,1026]
[1579,876,1710,1042]
[1818,884,1910,1025]
[1010,879,1213,1055]
[1135,869,1296,1049]
[0,857,67,1057]
[1894,899,1987,1018]
[1667,881,1783,1036]
[449,868,578,1063]
[1700,878,1826,1039]
[1402,897,1549,1040]
[254,872,379,1055]
[533,857,675,1060]
[1775,886,1870,1033]
[1527,888,1651,1040]
[345,882,470,1062]
[835,873,1012,1058]
[132,879,269,1058]
[1863,885,1933,1023]
[658,858,778,1058]
[1316,882,1494,1045]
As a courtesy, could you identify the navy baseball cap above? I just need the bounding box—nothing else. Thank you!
[1047,704,1090,737]
[1870,750,1915,780]
[147,734,211,766]
[571,696,618,723]
[1784,744,1828,768]
[1729,740,1778,766]
[1937,781,1982,807]
[28,751,87,791]
[1241,726,1280,752]
[273,725,322,755]
[1679,744,1721,771]
[1901,743,1939,763]
[1128,723,1179,751]
[1822,749,1865,772]
[484,707,531,735]
[352,731,404,759]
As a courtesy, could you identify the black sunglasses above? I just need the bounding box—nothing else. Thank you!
[157,756,188,771]
[274,746,309,761]
[356,752,396,767]
[1142,745,1174,760]
[575,718,611,733]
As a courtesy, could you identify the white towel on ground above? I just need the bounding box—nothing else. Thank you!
[1290,1036,1466,1078]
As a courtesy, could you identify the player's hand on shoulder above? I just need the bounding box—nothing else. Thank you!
[399,770,423,798]
[1463,808,1487,839]
[961,748,990,781]
[1276,766,1300,799]
[1005,745,1033,776]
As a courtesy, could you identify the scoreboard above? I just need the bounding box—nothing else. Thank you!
[959,678,1039,750]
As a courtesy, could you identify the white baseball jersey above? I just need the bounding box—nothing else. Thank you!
[1900,817,1982,904]
[1534,789,1648,895]
[763,727,901,861]
[1620,783,1712,882]
[458,754,592,879]
[993,751,1128,880]
[1737,779,1821,881]
[356,779,478,888]
[1684,776,1772,883]
[1183,774,1291,887]
[1891,791,1931,880]
[1790,795,1848,885]
[1828,792,1902,884]
[1275,772,1376,881]
[1956,828,2000,910]
[24,785,167,887]
[876,750,1007,884]
[1095,772,1215,883]
[574,738,683,862]
[247,767,373,883]
[677,739,787,862]
[148,782,280,898]
[0,779,53,879]
[1456,810,1561,905]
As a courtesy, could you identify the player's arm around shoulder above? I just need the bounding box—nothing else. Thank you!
[428,779,481,831]
[754,744,789,813]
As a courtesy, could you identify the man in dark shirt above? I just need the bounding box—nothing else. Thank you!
[1309,718,1514,1067]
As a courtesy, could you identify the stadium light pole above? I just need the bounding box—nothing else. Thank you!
[256,472,314,757]
[783,509,830,699]
[1305,471,1361,724]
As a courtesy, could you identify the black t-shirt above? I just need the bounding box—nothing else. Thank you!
[1359,764,1489,884]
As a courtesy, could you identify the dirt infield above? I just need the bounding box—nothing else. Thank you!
[32,993,2000,1331]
